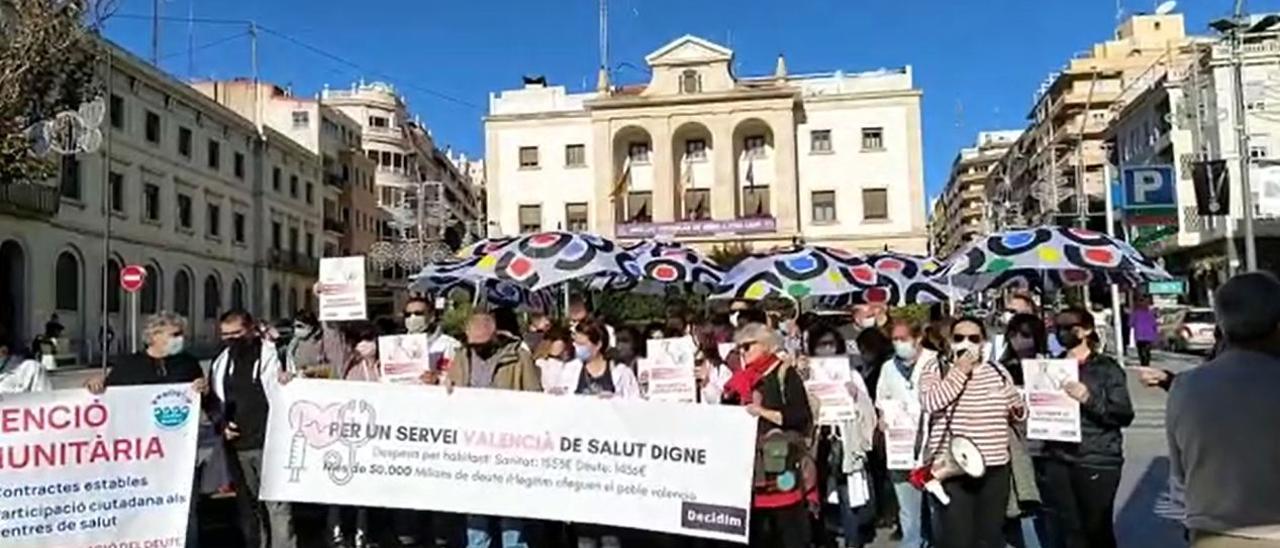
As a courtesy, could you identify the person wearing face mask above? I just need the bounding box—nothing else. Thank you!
[556,319,640,399]
[919,317,1026,548]
[285,310,332,378]
[524,311,553,353]
[445,312,541,548]
[532,326,574,394]
[996,313,1050,548]
[324,323,386,548]
[404,295,461,380]
[1000,314,1048,385]
[209,309,293,548]
[876,320,936,548]
[1040,308,1133,548]
[86,312,213,548]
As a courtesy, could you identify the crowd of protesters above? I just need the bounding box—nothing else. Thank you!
[4,271,1278,548]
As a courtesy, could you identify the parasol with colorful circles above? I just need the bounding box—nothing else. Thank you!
[711,245,880,300]
[938,226,1171,292]
[811,252,966,306]
[588,241,725,294]
[450,231,641,292]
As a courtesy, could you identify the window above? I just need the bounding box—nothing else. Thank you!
[55,251,80,311]
[108,171,124,213]
[105,259,121,313]
[812,190,837,223]
[289,175,299,198]
[626,191,652,222]
[685,139,707,160]
[680,69,702,94]
[369,116,389,128]
[231,280,245,310]
[305,182,314,204]
[288,227,299,253]
[143,183,160,221]
[744,135,767,158]
[140,265,160,314]
[288,288,298,315]
[810,130,832,153]
[109,94,124,130]
[207,140,221,170]
[862,188,889,220]
[233,152,245,179]
[271,222,282,250]
[173,270,191,317]
[206,203,221,237]
[177,193,192,229]
[306,233,315,258]
[565,203,589,232]
[742,187,770,217]
[380,150,392,167]
[628,142,651,163]
[519,146,539,168]
[177,127,192,158]
[202,275,220,319]
[518,205,542,234]
[233,212,246,244]
[145,111,161,143]
[684,188,710,220]
[565,144,586,167]
[861,127,884,150]
[392,153,403,170]
[292,111,310,128]
[270,284,282,319]
[59,156,81,200]
[272,167,281,191]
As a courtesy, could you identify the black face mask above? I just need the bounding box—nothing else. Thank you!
[1057,327,1082,350]
[470,341,497,360]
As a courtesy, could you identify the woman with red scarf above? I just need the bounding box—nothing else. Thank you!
[722,323,814,548]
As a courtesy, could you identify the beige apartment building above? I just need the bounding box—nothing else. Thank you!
[932,130,1021,257]
[485,35,928,253]
[1002,13,1188,227]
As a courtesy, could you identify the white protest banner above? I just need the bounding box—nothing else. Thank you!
[647,337,698,370]
[319,256,367,321]
[807,356,853,384]
[881,400,921,470]
[637,359,697,403]
[378,334,431,384]
[804,381,855,424]
[0,384,199,547]
[1023,359,1082,442]
[261,380,756,542]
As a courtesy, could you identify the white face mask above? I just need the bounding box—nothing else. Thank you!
[404,315,429,334]
[893,341,917,361]
[952,341,979,359]
[858,317,877,329]
[356,340,377,359]
[164,335,185,357]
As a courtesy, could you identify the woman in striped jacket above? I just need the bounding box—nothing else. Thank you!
[919,317,1026,548]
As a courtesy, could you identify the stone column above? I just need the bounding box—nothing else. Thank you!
[710,117,737,220]
[768,110,800,236]
[591,119,616,237]
[649,119,676,223]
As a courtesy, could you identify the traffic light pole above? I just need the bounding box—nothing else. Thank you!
[1230,2,1259,271]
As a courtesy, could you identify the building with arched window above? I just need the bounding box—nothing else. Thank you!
[483,34,927,253]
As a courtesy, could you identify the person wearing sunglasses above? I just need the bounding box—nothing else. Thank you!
[722,323,814,548]
[919,317,1026,548]
[1040,307,1134,548]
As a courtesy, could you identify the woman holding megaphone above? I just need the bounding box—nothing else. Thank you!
[915,317,1026,548]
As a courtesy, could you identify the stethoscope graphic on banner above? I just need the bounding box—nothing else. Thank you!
[324,400,377,486]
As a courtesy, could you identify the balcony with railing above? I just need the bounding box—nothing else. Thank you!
[324,172,346,188]
[323,217,347,234]
[268,249,319,276]
[0,183,61,218]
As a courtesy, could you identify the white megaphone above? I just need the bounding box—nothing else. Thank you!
[926,435,988,506]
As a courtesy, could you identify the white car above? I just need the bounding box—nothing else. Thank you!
[1171,308,1217,353]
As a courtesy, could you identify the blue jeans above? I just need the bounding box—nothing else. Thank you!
[465,515,527,548]
[893,480,926,548]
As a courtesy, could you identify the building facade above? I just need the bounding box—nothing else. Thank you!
[1002,14,1188,229]
[0,41,276,359]
[484,35,928,253]
[932,130,1021,256]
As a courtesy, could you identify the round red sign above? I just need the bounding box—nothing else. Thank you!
[120,264,147,293]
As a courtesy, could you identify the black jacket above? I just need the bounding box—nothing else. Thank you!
[106,351,220,421]
[754,362,813,435]
[1045,351,1134,468]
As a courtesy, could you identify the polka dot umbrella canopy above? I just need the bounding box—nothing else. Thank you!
[938,226,1171,292]
[811,252,966,306]
[588,241,725,294]
[410,257,558,310]
[712,245,881,300]
[430,231,641,292]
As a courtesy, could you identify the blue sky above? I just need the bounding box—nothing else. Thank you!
[103,0,1265,201]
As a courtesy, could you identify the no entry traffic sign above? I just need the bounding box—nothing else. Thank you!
[120,264,147,293]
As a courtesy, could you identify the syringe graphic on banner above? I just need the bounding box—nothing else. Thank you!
[287,429,307,482]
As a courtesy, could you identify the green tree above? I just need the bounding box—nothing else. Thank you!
[1,0,113,185]
[708,242,753,270]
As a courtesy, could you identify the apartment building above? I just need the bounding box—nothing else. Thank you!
[932,130,1021,257]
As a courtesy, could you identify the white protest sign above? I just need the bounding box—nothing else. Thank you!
[261,380,756,542]
[881,400,921,470]
[807,356,853,384]
[319,256,367,321]
[1023,359,1083,443]
[804,381,855,424]
[646,337,698,371]
[0,385,199,547]
[637,358,696,403]
[378,334,431,384]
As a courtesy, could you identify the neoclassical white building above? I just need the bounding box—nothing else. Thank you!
[484,35,928,252]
